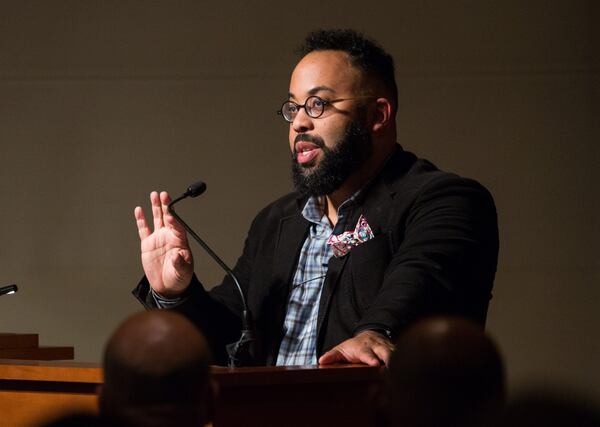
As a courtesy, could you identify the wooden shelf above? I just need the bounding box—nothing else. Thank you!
[0,333,73,361]
[0,333,39,349]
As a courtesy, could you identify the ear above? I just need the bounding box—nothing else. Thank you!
[371,98,393,133]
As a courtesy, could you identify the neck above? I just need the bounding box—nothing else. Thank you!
[323,142,396,226]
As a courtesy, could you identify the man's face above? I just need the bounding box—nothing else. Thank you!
[287,50,373,196]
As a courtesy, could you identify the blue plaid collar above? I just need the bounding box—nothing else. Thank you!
[301,193,362,226]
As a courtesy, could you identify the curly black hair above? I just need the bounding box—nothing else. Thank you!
[297,29,398,112]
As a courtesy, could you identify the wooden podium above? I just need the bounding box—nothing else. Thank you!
[0,334,74,360]
[0,360,384,427]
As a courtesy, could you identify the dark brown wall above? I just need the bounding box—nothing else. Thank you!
[0,1,597,399]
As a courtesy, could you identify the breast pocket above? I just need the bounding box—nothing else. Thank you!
[348,233,392,311]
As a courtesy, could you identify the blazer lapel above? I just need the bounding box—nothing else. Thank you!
[316,176,395,340]
[353,178,395,235]
[316,254,348,337]
[270,212,310,301]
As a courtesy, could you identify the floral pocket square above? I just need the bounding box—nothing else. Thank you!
[326,214,375,258]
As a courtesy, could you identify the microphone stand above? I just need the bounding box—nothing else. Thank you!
[168,187,257,367]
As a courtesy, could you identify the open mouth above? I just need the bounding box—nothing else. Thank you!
[295,141,322,165]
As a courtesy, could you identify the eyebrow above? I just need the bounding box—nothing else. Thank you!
[288,86,336,100]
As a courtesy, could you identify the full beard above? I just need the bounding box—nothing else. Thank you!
[291,118,372,197]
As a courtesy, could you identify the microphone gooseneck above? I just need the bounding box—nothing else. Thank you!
[168,181,257,367]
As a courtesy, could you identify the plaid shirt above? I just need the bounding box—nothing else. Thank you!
[276,195,356,366]
[153,194,358,366]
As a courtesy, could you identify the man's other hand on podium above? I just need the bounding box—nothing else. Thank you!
[318,330,395,367]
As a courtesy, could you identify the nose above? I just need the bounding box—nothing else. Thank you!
[291,107,314,134]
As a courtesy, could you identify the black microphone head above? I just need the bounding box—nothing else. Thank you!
[185,181,207,198]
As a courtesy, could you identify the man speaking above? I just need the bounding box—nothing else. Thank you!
[132,29,499,367]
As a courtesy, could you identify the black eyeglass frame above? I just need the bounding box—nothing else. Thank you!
[277,95,377,123]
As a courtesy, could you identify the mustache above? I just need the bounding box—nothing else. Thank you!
[294,133,325,148]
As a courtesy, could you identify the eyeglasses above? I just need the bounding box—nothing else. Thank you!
[277,95,376,123]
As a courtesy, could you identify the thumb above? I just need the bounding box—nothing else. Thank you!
[318,348,347,365]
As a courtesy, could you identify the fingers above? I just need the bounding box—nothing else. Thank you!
[159,191,179,231]
[354,348,382,366]
[372,342,394,367]
[318,349,345,365]
[151,191,164,230]
[160,191,172,220]
[318,345,381,367]
[150,190,180,231]
[137,190,188,245]
[160,191,188,240]
[134,206,151,240]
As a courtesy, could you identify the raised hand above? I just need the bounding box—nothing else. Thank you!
[134,191,194,298]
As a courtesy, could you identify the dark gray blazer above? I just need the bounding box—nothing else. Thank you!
[134,146,499,365]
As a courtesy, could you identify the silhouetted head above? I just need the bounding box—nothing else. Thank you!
[99,310,213,427]
[385,316,505,427]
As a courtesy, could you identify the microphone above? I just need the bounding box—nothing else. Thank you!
[168,181,258,367]
[0,284,18,297]
[184,181,207,198]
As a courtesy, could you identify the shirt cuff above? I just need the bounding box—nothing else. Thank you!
[151,288,187,308]
[355,326,394,341]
